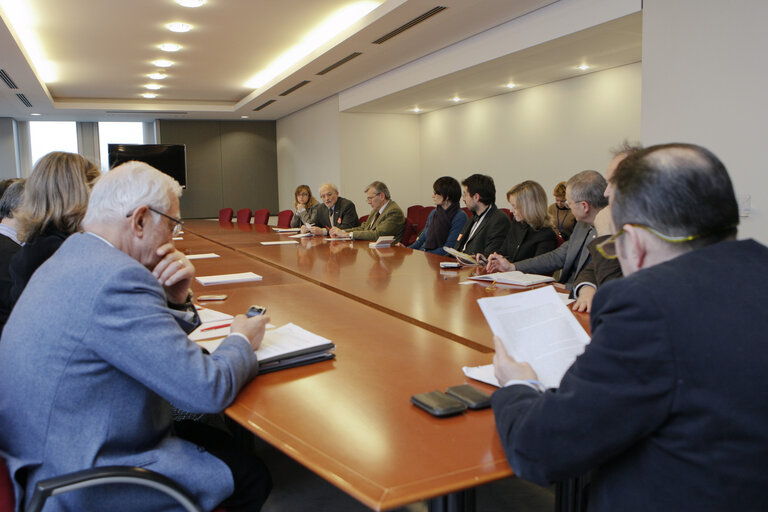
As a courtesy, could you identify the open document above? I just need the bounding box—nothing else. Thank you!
[469,271,554,286]
[477,286,590,389]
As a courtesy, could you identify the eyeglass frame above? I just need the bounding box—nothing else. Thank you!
[596,223,709,259]
[125,206,184,237]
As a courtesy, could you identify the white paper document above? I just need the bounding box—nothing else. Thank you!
[186,253,220,260]
[369,236,394,248]
[272,227,301,233]
[477,286,590,389]
[463,364,500,387]
[288,233,312,238]
[469,271,554,286]
[195,272,263,286]
[324,237,351,241]
[260,240,299,245]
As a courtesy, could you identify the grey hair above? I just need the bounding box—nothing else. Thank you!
[0,179,25,219]
[566,170,608,209]
[366,181,391,200]
[83,161,182,224]
[318,183,339,194]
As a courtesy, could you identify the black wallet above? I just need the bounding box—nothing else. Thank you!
[445,384,491,410]
[411,391,467,417]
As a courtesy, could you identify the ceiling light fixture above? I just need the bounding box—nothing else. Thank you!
[245,1,381,89]
[577,64,590,71]
[148,72,167,80]
[240,115,249,119]
[30,113,41,116]
[506,82,516,89]
[152,59,174,67]
[0,0,57,82]
[141,93,158,99]
[175,0,206,7]
[412,107,421,113]
[144,84,162,90]
[166,22,192,33]
[159,43,182,52]
[452,96,461,102]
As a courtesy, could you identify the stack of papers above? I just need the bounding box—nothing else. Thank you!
[189,307,235,341]
[195,272,263,286]
[260,240,299,245]
[468,271,554,287]
[369,236,394,248]
[186,253,220,260]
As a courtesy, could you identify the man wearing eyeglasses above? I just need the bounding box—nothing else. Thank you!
[486,170,607,290]
[329,181,406,242]
[0,161,272,511]
[491,143,768,511]
[302,183,360,236]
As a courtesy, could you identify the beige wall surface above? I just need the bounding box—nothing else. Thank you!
[642,0,768,243]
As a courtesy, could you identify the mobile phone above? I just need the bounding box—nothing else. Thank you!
[198,294,227,301]
[445,384,491,410]
[410,391,467,417]
[246,305,267,317]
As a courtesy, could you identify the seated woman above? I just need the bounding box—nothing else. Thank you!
[547,181,575,242]
[9,151,98,305]
[497,180,557,262]
[408,176,467,257]
[289,184,319,228]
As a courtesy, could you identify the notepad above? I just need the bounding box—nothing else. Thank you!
[186,253,220,260]
[260,240,299,245]
[324,237,351,241]
[468,271,554,287]
[369,236,394,248]
[195,272,263,285]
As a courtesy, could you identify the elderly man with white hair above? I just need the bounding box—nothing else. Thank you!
[0,162,271,511]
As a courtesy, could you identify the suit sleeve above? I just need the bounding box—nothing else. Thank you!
[481,211,511,256]
[514,239,568,274]
[338,199,360,229]
[491,279,675,485]
[346,204,406,242]
[85,264,259,414]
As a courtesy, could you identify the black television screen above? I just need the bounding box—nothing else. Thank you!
[108,144,187,188]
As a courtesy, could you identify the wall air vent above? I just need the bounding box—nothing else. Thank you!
[279,80,311,97]
[253,100,276,111]
[0,69,18,89]
[317,52,363,76]
[16,93,32,107]
[372,6,447,44]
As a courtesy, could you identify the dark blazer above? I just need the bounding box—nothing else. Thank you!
[492,239,768,511]
[573,235,623,294]
[9,229,68,305]
[0,234,21,332]
[514,221,595,289]
[314,196,360,230]
[500,220,557,262]
[454,204,510,257]
[346,200,406,242]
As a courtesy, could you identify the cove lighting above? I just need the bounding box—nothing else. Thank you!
[148,72,167,80]
[0,0,57,82]
[159,43,182,52]
[245,1,381,89]
[144,84,162,90]
[176,0,206,7]
[141,93,158,99]
[152,59,174,67]
[166,22,192,33]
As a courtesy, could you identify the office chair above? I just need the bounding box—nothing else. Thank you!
[236,208,252,224]
[406,205,423,221]
[418,206,435,233]
[359,215,368,225]
[252,209,269,225]
[218,208,233,223]
[276,210,293,228]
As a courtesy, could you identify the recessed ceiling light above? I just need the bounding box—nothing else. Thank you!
[30,113,41,116]
[148,72,167,80]
[577,64,590,71]
[452,96,461,102]
[240,115,249,119]
[166,22,192,33]
[141,93,158,99]
[159,43,182,52]
[506,82,516,89]
[152,59,174,67]
[412,107,421,113]
[144,83,162,90]
[175,0,206,7]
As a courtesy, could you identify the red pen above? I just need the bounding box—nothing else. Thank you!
[200,322,232,332]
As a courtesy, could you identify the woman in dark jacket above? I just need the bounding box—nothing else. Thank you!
[500,180,557,262]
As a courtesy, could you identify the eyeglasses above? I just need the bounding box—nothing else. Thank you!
[126,206,184,237]
[596,224,704,259]
[366,193,380,201]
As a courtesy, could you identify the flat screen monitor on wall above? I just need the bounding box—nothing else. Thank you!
[108,144,187,188]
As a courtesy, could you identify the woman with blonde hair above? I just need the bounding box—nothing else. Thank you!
[498,180,557,262]
[9,151,98,303]
[289,184,319,228]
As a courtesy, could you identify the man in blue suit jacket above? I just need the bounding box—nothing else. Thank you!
[491,144,768,511]
[0,162,271,511]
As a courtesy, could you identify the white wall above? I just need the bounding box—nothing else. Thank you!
[642,0,768,243]
[339,113,420,213]
[420,63,641,203]
[276,96,341,211]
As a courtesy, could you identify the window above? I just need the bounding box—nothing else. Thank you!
[29,121,78,166]
[98,122,145,171]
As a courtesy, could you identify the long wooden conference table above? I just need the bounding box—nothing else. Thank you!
[179,219,590,512]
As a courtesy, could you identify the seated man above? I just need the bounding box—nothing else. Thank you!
[487,170,607,290]
[0,162,271,511]
[303,182,360,235]
[454,173,510,258]
[0,179,24,332]
[492,143,768,511]
[329,181,406,242]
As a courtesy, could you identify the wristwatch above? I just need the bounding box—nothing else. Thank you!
[168,289,195,311]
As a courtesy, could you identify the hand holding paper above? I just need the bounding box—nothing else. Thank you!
[493,336,536,385]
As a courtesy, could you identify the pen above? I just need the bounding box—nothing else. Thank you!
[200,322,232,332]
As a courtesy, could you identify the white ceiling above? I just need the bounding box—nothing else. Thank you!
[0,0,641,122]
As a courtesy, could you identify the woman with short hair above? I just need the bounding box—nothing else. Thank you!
[548,181,575,241]
[408,176,468,256]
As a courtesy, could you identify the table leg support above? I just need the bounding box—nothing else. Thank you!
[427,488,476,512]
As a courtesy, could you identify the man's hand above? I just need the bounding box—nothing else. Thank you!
[328,227,349,238]
[486,253,513,273]
[153,243,194,304]
[300,224,310,234]
[230,314,270,351]
[493,336,537,385]
[572,286,596,313]
[309,226,327,236]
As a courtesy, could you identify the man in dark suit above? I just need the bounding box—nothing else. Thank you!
[329,181,406,242]
[0,179,24,332]
[487,170,607,289]
[454,174,510,257]
[491,143,768,511]
[304,183,360,235]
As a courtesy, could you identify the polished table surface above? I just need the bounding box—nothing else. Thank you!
[177,231,515,510]
[183,220,590,352]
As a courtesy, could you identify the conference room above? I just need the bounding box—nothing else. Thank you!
[0,0,765,511]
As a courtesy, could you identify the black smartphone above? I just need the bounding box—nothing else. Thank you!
[445,384,491,410]
[410,391,467,417]
[246,305,267,317]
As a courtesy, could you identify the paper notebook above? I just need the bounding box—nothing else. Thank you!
[186,253,220,260]
[195,272,263,286]
[468,271,554,287]
[442,247,479,265]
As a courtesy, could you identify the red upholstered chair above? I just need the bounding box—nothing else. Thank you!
[218,208,233,223]
[500,207,511,219]
[401,217,418,246]
[406,205,423,221]
[252,209,269,225]
[461,207,472,219]
[359,215,368,225]
[276,210,293,228]
[236,208,252,224]
[418,206,435,233]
